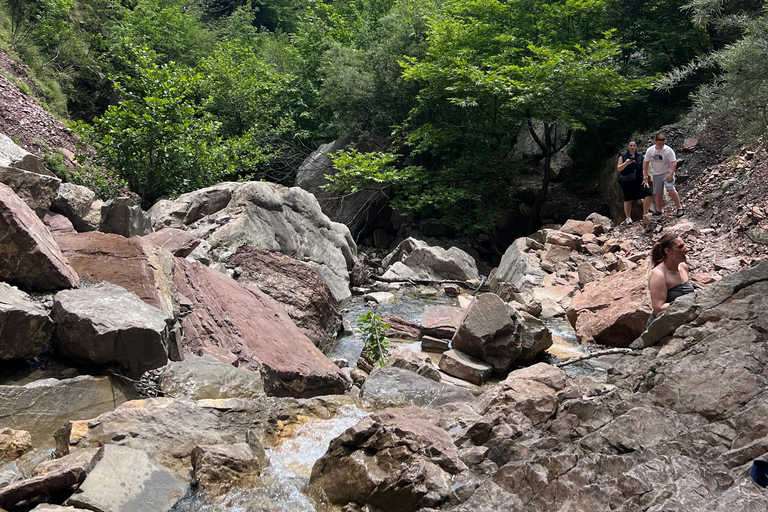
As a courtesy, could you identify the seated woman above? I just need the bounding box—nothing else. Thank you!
[648,233,695,325]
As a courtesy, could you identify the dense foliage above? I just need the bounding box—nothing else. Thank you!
[0,0,761,231]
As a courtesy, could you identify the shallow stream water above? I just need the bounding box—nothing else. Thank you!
[172,404,370,512]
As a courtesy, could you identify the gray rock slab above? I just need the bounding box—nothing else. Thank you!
[0,282,53,359]
[489,237,547,292]
[0,464,88,509]
[159,354,264,400]
[360,366,475,407]
[381,237,480,281]
[100,197,153,237]
[438,349,493,385]
[0,133,51,176]
[52,283,171,378]
[0,375,133,449]
[421,335,450,353]
[0,166,60,211]
[152,182,356,300]
[66,445,189,512]
[50,183,98,232]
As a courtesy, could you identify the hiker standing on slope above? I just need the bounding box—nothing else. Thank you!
[617,140,652,225]
[643,133,684,218]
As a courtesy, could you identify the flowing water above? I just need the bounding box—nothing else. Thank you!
[327,287,460,366]
[172,404,370,512]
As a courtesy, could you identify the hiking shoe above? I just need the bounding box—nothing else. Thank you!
[624,218,633,225]
[676,209,685,217]
[652,211,662,216]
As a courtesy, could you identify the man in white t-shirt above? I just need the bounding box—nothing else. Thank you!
[642,133,684,217]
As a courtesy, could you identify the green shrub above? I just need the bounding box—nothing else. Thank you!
[357,309,391,367]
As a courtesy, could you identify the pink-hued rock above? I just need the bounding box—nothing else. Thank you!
[566,263,652,347]
[142,228,201,257]
[560,219,601,236]
[421,305,466,339]
[172,258,350,398]
[0,182,79,291]
[230,246,341,351]
[42,211,76,234]
[55,231,178,319]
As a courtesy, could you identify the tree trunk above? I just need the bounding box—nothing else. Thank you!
[527,122,553,234]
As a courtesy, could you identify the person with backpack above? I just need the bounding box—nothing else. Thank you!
[617,140,652,225]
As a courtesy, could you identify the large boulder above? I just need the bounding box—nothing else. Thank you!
[0,166,60,211]
[52,283,172,378]
[310,407,467,511]
[191,442,265,494]
[0,282,54,360]
[55,231,179,319]
[150,181,357,300]
[489,238,546,293]
[295,138,390,237]
[0,133,51,176]
[172,258,350,397]
[65,444,189,512]
[142,228,201,257]
[0,375,134,449]
[99,197,153,237]
[451,293,524,374]
[159,354,264,400]
[566,263,651,346]
[49,182,99,232]
[381,237,480,281]
[516,311,553,362]
[0,182,79,291]
[230,246,342,351]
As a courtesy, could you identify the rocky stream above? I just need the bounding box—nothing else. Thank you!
[1,134,768,512]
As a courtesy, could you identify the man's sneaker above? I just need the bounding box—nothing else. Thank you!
[676,209,685,217]
[652,211,662,216]
[624,218,633,225]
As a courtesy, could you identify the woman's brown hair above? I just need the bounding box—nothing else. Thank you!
[651,233,679,266]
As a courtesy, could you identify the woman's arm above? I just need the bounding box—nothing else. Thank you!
[617,156,632,172]
[649,268,669,314]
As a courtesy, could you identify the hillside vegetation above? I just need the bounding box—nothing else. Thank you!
[0,0,765,230]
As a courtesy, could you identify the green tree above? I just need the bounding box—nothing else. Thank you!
[199,41,303,182]
[108,0,214,66]
[328,0,649,234]
[660,0,768,142]
[74,47,228,207]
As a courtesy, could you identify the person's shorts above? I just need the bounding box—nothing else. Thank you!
[652,171,676,195]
